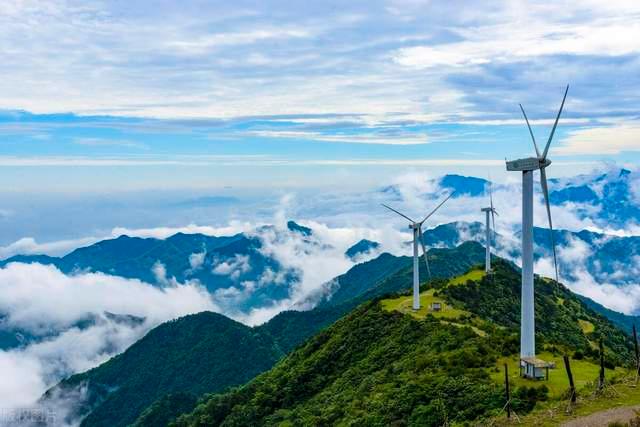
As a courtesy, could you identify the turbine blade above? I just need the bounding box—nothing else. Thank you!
[520,104,541,158]
[381,204,415,223]
[540,168,559,282]
[418,225,432,279]
[420,191,455,224]
[491,208,496,236]
[491,209,498,250]
[542,84,569,160]
[489,178,494,212]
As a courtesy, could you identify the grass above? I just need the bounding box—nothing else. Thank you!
[579,319,595,334]
[448,268,486,286]
[489,353,639,426]
[490,352,621,399]
[380,288,469,320]
[492,378,640,426]
[380,269,486,335]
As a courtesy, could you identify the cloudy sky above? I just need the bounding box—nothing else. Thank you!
[1,1,640,239]
[1,0,640,195]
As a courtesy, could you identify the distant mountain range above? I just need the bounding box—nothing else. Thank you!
[2,216,638,352]
[0,222,326,318]
[381,168,640,229]
[418,221,640,288]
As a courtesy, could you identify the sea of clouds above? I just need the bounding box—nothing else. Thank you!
[0,164,639,421]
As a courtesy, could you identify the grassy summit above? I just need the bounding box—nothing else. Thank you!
[380,288,470,320]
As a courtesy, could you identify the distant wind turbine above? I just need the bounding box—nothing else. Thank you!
[481,179,498,272]
[507,85,566,369]
[382,192,455,310]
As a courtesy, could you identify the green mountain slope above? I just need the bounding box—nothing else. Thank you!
[45,312,283,427]
[173,261,634,426]
[176,302,506,426]
[576,294,640,335]
[260,241,485,354]
[438,259,631,364]
[45,243,484,426]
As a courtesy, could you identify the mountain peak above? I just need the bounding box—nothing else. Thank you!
[440,174,488,197]
[345,239,380,260]
[287,220,312,236]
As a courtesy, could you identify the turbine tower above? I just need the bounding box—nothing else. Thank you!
[507,85,566,362]
[481,179,498,272]
[382,192,455,310]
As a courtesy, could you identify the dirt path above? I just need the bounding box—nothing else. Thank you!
[562,405,640,427]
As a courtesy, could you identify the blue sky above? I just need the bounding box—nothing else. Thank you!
[1,0,640,238]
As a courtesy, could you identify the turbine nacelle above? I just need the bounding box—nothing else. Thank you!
[506,157,551,172]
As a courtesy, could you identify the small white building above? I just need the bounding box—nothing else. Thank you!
[430,302,443,312]
[520,357,553,380]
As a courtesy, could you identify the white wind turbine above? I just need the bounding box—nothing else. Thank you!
[382,192,455,310]
[481,179,498,272]
[507,85,567,363]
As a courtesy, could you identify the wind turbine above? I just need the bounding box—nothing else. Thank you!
[382,192,455,310]
[481,179,498,272]
[507,85,566,363]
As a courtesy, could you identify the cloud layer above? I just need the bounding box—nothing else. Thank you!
[0,263,216,413]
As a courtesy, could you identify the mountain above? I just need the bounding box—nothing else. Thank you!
[344,239,380,260]
[0,224,322,350]
[42,242,486,426]
[380,174,489,199]
[173,260,633,426]
[380,169,640,229]
[439,174,488,196]
[263,242,485,354]
[0,231,294,351]
[286,220,312,236]
[44,238,640,426]
[576,295,640,335]
[550,168,640,228]
[422,220,640,288]
[42,312,284,427]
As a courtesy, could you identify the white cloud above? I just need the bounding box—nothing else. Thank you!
[0,222,255,260]
[0,263,215,332]
[0,0,635,129]
[393,15,640,69]
[73,137,148,150]
[151,261,169,285]
[0,236,98,259]
[212,255,251,280]
[166,28,311,54]
[188,251,206,271]
[568,270,640,315]
[246,130,429,145]
[0,262,216,413]
[556,123,640,155]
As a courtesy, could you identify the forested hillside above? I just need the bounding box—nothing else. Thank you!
[43,312,283,427]
[43,243,485,426]
[173,261,634,426]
